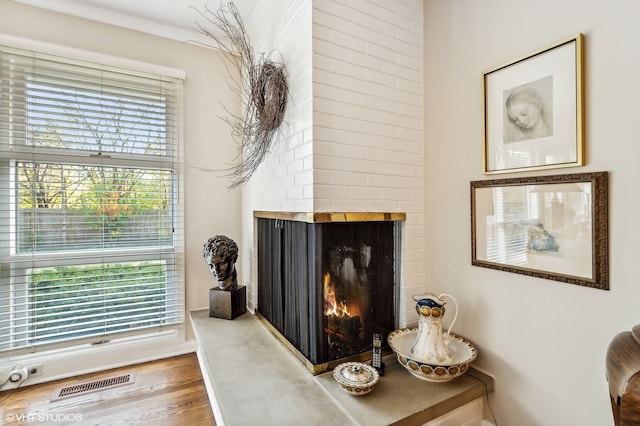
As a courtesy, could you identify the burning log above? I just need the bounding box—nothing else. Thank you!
[326,315,362,342]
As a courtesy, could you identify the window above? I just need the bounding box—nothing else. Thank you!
[0,44,184,355]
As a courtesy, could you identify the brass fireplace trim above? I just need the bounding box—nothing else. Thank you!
[253,211,406,223]
[255,311,391,375]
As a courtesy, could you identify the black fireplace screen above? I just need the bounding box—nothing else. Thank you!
[257,218,397,368]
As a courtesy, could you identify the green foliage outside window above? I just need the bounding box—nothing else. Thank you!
[29,261,168,343]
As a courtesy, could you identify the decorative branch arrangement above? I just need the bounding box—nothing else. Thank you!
[193,2,288,189]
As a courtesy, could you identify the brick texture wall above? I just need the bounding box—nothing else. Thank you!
[242,0,423,326]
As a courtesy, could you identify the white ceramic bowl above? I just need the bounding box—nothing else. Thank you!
[387,328,477,382]
[333,362,379,395]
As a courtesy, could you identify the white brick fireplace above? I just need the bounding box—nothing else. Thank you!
[190,3,493,423]
[240,0,424,328]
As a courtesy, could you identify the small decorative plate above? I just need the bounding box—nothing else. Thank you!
[388,328,477,382]
[333,362,379,396]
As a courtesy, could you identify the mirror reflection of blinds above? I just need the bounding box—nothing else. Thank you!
[0,44,184,356]
[484,187,530,267]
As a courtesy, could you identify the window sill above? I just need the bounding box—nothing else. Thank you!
[1,328,194,390]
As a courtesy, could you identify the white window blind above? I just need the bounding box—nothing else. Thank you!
[0,44,184,355]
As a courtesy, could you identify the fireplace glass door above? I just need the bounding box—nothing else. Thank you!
[257,218,397,371]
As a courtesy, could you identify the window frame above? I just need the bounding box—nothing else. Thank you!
[0,41,185,356]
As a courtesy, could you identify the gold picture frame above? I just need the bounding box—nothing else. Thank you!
[482,34,584,174]
[471,171,608,290]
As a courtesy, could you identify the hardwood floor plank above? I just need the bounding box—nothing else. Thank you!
[0,353,215,426]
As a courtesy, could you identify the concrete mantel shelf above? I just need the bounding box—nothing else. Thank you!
[190,310,494,426]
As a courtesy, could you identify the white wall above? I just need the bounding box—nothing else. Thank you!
[0,1,241,381]
[424,1,640,425]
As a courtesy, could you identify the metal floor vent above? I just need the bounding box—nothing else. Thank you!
[51,372,135,401]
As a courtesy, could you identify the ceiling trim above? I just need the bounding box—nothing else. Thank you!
[10,0,211,45]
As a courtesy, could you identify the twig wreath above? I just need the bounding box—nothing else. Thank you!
[193,2,289,189]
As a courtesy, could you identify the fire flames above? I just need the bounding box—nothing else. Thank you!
[323,271,364,343]
[323,272,351,317]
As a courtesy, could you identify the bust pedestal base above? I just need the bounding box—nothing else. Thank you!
[209,285,246,320]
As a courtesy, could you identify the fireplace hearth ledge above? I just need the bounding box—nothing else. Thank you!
[190,309,494,426]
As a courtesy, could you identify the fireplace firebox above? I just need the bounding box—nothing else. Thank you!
[256,212,404,374]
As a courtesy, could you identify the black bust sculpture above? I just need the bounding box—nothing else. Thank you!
[202,235,238,291]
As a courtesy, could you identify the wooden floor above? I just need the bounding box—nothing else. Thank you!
[0,353,215,426]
